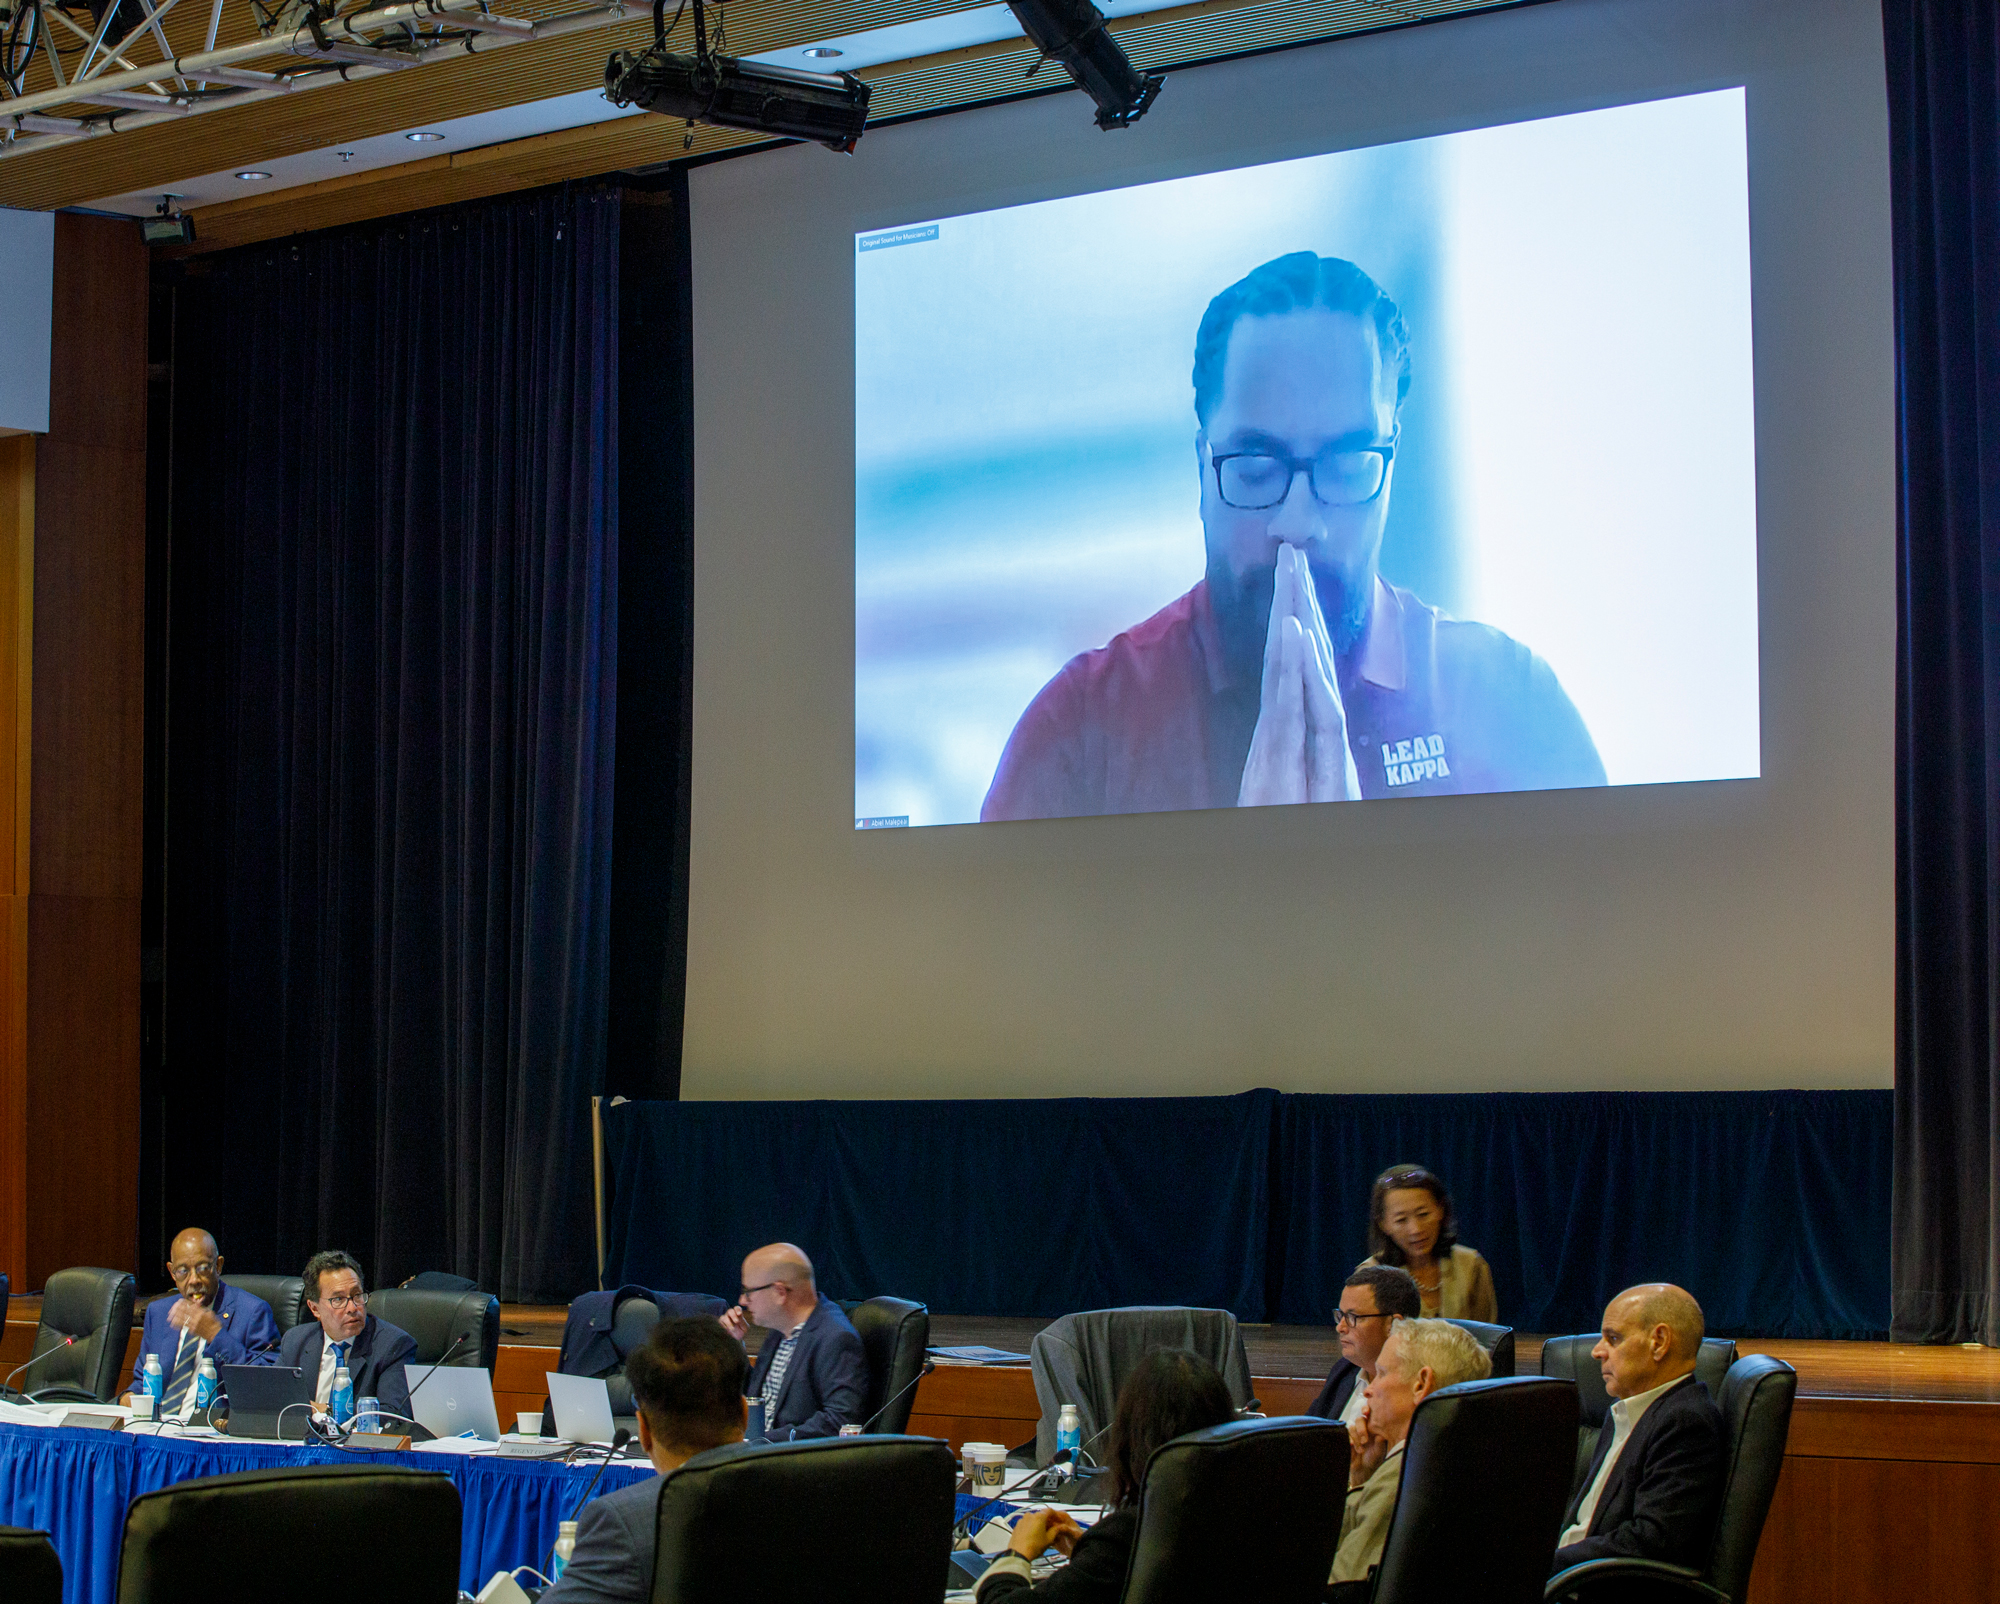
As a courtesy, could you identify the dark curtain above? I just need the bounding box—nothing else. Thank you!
[1886,0,2000,1345]
[600,1089,1889,1335]
[161,186,620,1301]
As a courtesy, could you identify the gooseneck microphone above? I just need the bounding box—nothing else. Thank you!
[860,1359,936,1433]
[397,1331,477,1425]
[544,1426,634,1574]
[1,1335,76,1400]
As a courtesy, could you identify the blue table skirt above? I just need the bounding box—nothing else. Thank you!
[0,1422,654,1604]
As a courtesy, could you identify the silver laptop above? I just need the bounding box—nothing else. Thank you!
[404,1364,501,1442]
[545,1371,617,1445]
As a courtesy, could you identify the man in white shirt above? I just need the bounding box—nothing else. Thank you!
[1308,1266,1422,1424]
[1552,1283,1726,1576]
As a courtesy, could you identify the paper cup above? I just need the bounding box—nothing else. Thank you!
[517,1411,543,1435]
[971,1444,1007,1496]
[129,1395,155,1423]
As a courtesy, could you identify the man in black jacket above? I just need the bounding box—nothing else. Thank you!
[1307,1265,1422,1422]
[717,1243,867,1440]
[1553,1283,1726,1575]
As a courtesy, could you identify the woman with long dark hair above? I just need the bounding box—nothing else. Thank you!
[1356,1164,1497,1321]
[974,1349,1237,1601]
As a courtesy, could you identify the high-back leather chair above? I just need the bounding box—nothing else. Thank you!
[116,1465,460,1603]
[0,1271,10,1335]
[838,1296,930,1433]
[543,1289,732,1435]
[28,1267,135,1403]
[1028,1307,1255,1466]
[1444,1317,1515,1378]
[1369,1376,1580,1604]
[1545,1354,1797,1604]
[0,1527,62,1604]
[1118,1416,1344,1604]
[1540,1334,1739,1492]
[364,1285,499,1370]
[222,1274,305,1335]
[650,1435,955,1603]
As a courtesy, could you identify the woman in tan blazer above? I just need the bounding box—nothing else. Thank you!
[1355,1164,1498,1323]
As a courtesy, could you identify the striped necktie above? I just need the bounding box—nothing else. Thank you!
[164,1332,201,1418]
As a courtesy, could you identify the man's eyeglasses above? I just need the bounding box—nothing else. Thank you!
[1333,1308,1393,1329]
[167,1261,218,1282]
[739,1281,784,1299]
[320,1292,368,1311]
[1211,443,1395,510]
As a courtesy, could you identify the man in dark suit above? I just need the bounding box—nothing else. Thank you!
[717,1242,867,1440]
[1553,1283,1726,1574]
[541,1319,749,1603]
[1308,1265,1421,1422]
[125,1227,280,1421]
[276,1250,417,1424]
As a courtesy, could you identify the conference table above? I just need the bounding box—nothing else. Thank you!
[0,1419,654,1604]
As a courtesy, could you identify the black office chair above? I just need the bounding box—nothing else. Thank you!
[0,1527,62,1604]
[116,1465,460,1603]
[26,1267,135,1403]
[838,1295,930,1433]
[364,1285,499,1370]
[1444,1317,1516,1377]
[1027,1306,1255,1465]
[1118,1416,1345,1603]
[222,1274,305,1335]
[650,1435,955,1603]
[1546,1354,1797,1604]
[1364,1376,1579,1603]
[1540,1335,1739,1493]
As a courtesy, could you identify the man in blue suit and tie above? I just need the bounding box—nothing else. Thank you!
[718,1242,867,1441]
[541,1319,749,1603]
[125,1227,280,1421]
[276,1250,418,1424]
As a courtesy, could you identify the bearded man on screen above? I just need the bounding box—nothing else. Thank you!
[980,252,1605,821]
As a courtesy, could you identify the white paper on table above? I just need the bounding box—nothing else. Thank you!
[0,1400,59,1427]
[414,1433,500,1455]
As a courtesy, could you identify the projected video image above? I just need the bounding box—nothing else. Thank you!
[855,90,1759,829]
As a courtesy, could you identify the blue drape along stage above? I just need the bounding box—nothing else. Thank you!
[0,1423,651,1604]
[1884,0,2000,1346]
[602,1090,1891,1338]
[161,185,621,1301]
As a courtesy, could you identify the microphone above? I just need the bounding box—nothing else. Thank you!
[1,1336,76,1400]
[544,1426,633,1574]
[860,1359,935,1433]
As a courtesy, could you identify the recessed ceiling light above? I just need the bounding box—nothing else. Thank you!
[802,46,842,58]
[235,170,271,180]
[406,130,445,142]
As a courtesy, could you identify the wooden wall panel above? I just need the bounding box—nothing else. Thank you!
[0,434,30,1296]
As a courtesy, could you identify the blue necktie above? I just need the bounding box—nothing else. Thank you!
[163,1334,200,1417]
[326,1340,351,1403]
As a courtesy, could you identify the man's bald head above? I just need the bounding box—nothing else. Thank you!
[745,1243,815,1287]
[1594,1283,1707,1399]
[171,1228,218,1260]
[737,1243,821,1334]
[166,1228,223,1306]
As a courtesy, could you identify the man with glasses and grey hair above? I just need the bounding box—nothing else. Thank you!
[982,251,1603,822]
[123,1227,280,1421]
[274,1250,417,1424]
[716,1242,866,1441]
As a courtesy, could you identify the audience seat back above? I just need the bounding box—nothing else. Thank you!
[221,1274,304,1334]
[1443,1317,1515,1377]
[0,1526,61,1604]
[1118,1416,1343,1604]
[31,1267,135,1403]
[1705,1355,1798,1600]
[651,1436,955,1603]
[363,1286,499,1370]
[1370,1376,1579,1604]
[1029,1307,1254,1466]
[115,1464,459,1603]
[837,1296,930,1433]
[1540,1334,1738,1491]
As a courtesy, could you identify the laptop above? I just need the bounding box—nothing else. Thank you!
[545,1371,617,1445]
[219,1364,314,1440]
[405,1364,502,1443]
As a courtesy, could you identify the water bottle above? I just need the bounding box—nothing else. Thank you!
[142,1353,164,1407]
[193,1358,218,1416]
[550,1521,578,1581]
[330,1365,354,1428]
[1056,1403,1082,1466]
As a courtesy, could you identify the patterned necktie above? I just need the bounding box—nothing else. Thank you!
[163,1332,201,1418]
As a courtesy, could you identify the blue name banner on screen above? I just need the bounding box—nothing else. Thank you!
[854,89,1759,829]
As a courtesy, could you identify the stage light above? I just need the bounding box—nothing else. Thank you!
[1005,0,1163,130]
[604,0,870,153]
[235,170,271,180]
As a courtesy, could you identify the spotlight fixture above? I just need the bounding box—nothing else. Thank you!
[1005,0,1162,130]
[141,195,195,248]
[406,130,446,142]
[802,46,842,58]
[235,169,271,180]
[605,0,869,153]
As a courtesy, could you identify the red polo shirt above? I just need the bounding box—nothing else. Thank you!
[980,576,1604,821]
